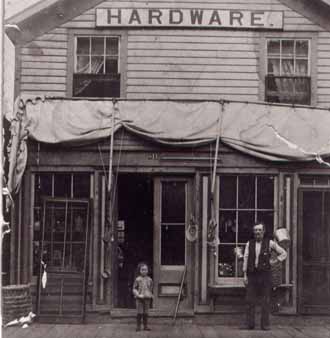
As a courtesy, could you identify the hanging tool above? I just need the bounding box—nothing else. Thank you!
[173,266,187,325]
[208,101,224,249]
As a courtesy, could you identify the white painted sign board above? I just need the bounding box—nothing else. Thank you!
[96,8,284,29]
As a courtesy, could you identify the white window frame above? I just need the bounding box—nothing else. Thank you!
[266,38,310,76]
[259,32,317,106]
[74,35,120,75]
[67,29,128,98]
[214,174,278,286]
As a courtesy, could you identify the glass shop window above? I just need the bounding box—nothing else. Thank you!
[265,39,310,105]
[161,181,186,266]
[73,36,120,97]
[217,175,275,282]
[33,173,91,276]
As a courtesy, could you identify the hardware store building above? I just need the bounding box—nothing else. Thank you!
[5,0,330,319]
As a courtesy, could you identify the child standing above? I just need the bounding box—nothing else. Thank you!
[133,262,153,331]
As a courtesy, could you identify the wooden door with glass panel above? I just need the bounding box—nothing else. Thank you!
[153,178,193,311]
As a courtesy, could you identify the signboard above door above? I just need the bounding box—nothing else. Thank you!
[96,9,284,29]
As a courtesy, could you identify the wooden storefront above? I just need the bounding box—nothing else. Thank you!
[5,0,330,319]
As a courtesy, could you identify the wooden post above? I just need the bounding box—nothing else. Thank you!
[0,0,4,330]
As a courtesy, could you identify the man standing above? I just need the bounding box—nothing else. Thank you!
[243,222,287,330]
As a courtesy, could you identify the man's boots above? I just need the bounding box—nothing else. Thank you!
[143,314,151,331]
[136,314,142,331]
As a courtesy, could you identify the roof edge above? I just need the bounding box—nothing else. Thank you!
[5,0,330,45]
[5,0,105,45]
[6,0,58,23]
[278,0,330,32]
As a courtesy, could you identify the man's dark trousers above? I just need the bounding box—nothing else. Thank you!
[246,269,271,329]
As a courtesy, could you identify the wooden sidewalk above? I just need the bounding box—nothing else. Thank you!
[4,322,330,338]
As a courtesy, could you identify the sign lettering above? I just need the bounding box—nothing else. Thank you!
[96,8,283,29]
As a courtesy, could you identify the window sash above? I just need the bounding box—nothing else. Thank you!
[74,36,120,74]
[265,75,311,105]
[216,175,277,282]
[266,39,310,76]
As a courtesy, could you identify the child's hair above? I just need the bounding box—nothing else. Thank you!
[135,262,149,277]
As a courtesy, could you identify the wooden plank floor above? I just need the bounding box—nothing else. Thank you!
[4,323,330,338]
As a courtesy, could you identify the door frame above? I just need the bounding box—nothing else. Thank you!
[153,176,194,310]
[298,187,330,314]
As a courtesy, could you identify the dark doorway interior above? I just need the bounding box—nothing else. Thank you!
[116,174,153,308]
[300,189,330,314]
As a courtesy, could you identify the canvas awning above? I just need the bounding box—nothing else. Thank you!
[7,96,330,194]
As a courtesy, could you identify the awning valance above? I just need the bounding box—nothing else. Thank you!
[7,96,330,194]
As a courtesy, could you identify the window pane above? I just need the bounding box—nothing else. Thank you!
[296,40,309,57]
[73,173,90,198]
[296,59,308,75]
[33,241,40,275]
[282,59,294,75]
[161,225,185,265]
[34,208,41,239]
[219,176,236,209]
[106,37,119,55]
[282,40,294,56]
[219,211,236,243]
[72,244,85,271]
[238,176,255,209]
[295,78,310,104]
[76,56,90,74]
[54,174,71,197]
[91,56,104,74]
[91,37,104,55]
[219,245,235,277]
[161,181,185,223]
[281,78,294,93]
[105,58,118,74]
[73,75,120,97]
[35,173,53,205]
[238,211,254,243]
[256,211,274,238]
[257,176,274,209]
[52,243,64,269]
[268,59,280,75]
[76,37,90,55]
[267,40,280,55]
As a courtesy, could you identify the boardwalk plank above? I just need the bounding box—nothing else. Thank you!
[198,326,219,338]
[4,321,330,338]
[282,327,315,338]
[4,323,55,338]
[296,326,330,338]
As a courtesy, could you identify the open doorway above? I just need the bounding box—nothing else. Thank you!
[115,174,154,308]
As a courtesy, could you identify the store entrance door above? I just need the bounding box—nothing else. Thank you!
[153,177,193,312]
[115,174,154,308]
[299,189,330,314]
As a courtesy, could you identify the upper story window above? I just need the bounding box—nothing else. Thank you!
[265,39,310,105]
[73,36,120,97]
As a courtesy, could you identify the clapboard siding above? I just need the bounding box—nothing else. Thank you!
[127,72,259,80]
[317,31,330,107]
[127,64,258,73]
[19,0,329,104]
[19,26,68,96]
[127,56,258,65]
[21,61,67,70]
[125,28,259,99]
[124,93,257,100]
